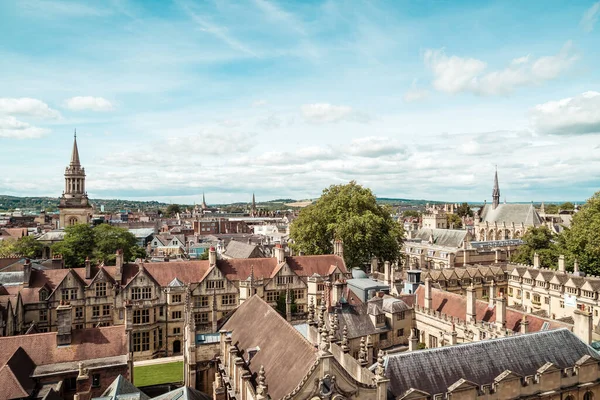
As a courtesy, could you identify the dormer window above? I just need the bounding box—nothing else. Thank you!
[39,289,48,301]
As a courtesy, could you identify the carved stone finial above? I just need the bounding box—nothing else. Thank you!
[358,337,367,365]
[256,365,268,399]
[341,325,349,352]
[307,297,315,324]
[375,349,385,378]
[328,315,336,343]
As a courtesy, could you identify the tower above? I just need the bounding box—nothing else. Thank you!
[58,131,92,227]
[251,193,256,217]
[492,167,500,210]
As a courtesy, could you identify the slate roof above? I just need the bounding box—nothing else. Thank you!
[0,347,36,399]
[37,231,66,242]
[223,240,263,259]
[152,386,211,400]
[412,228,468,248]
[334,304,382,340]
[385,329,600,397]
[479,203,542,226]
[93,374,150,400]
[222,295,317,399]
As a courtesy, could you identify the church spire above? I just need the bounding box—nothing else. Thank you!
[71,129,81,167]
[492,167,500,210]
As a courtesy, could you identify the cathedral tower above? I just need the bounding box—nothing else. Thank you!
[492,168,500,210]
[58,131,92,227]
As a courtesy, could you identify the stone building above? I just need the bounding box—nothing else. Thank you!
[0,246,347,361]
[474,170,543,241]
[419,265,508,298]
[58,133,93,228]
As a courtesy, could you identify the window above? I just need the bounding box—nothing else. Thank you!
[39,309,48,322]
[276,276,294,285]
[131,287,152,300]
[379,332,388,341]
[133,331,150,352]
[525,292,530,300]
[221,294,236,306]
[480,331,487,339]
[159,306,164,317]
[92,374,100,388]
[158,328,163,348]
[396,311,406,321]
[266,291,281,302]
[75,307,83,319]
[567,287,577,294]
[133,309,150,324]
[583,391,594,400]
[61,288,78,301]
[93,306,100,318]
[173,327,181,335]
[206,280,224,290]
[95,282,107,297]
[317,284,325,292]
[397,328,404,337]
[297,304,305,313]
[376,314,385,324]
[195,296,209,308]
[544,296,549,304]
[482,289,487,297]
[508,287,513,296]
[194,313,209,324]
[532,294,541,304]
[292,289,304,300]
[560,301,565,308]
[172,311,182,319]
[75,324,84,330]
[39,290,48,301]
[64,377,77,392]
[172,294,182,303]
[102,304,111,316]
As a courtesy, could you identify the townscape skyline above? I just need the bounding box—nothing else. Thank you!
[1,1,600,204]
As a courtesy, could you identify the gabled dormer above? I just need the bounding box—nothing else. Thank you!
[50,269,87,302]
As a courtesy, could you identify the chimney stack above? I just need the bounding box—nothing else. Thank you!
[333,239,344,259]
[56,303,73,346]
[533,252,540,269]
[115,249,124,283]
[495,295,506,330]
[466,284,476,322]
[574,309,593,344]
[558,255,565,272]
[23,258,31,287]
[489,280,496,303]
[409,329,419,351]
[209,246,217,266]
[371,257,378,275]
[574,259,580,274]
[384,261,391,286]
[85,257,92,280]
[274,244,285,264]
[520,315,529,334]
[424,278,432,309]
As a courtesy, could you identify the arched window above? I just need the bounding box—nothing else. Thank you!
[584,392,594,400]
[39,289,48,301]
[565,395,575,400]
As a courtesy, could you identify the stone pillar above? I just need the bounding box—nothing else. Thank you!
[574,259,580,275]
[23,259,31,287]
[56,303,72,346]
[374,350,390,400]
[449,328,458,345]
[466,284,476,322]
[574,309,593,344]
[115,249,124,283]
[285,287,292,322]
[424,278,432,310]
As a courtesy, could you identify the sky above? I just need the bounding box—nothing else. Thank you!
[1,0,599,204]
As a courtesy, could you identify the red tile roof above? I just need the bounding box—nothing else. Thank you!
[286,255,347,276]
[141,262,212,286]
[415,286,568,333]
[219,258,276,281]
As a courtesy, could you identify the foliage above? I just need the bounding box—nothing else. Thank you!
[165,204,181,217]
[0,239,16,257]
[52,223,144,268]
[13,235,44,258]
[198,248,209,260]
[455,202,473,218]
[134,361,183,387]
[402,210,420,218]
[560,201,575,210]
[275,291,298,316]
[543,204,559,214]
[558,192,600,275]
[289,181,404,269]
[510,226,558,268]
[417,342,427,350]
[446,213,463,229]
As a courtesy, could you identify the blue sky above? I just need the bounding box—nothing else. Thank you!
[1,0,599,204]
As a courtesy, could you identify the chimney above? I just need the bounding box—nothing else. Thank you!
[533,252,540,269]
[574,259,580,274]
[489,280,496,303]
[333,239,344,259]
[274,244,285,264]
[56,303,73,346]
[332,280,345,305]
[409,329,419,351]
[520,315,529,334]
[424,278,432,309]
[23,258,31,287]
[371,257,378,274]
[285,288,292,322]
[558,255,565,272]
[573,309,593,344]
[466,284,476,322]
[85,257,92,280]
[209,247,217,266]
[115,249,124,283]
[495,295,506,330]
[384,261,391,285]
[52,255,64,269]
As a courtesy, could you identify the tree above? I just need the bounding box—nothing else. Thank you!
[52,224,96,268]
[275,291,297,316]
[446,213,463,229]
[557,192,600,275]
[93,224,140,265]
[402,210,420,218]
[165,204,181,217]
[0,239,16,257]
[198,249,209,260]
[289,181,404,269]
[544,204,559,214]
[13,235,44,258]
[560,201,575,210]
[456,202,473,218]
[510,226,558,268]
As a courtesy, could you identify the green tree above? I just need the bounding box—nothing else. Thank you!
[13,235,44,258]
[560,201,575,210]
[52,224,96,268]
[456,202,473,218]
[198,249,209,260]
[544,204,559,214]
[510,226,558,268]
[275,291,298,316]
[558,192,600,275]
[446,213,463,229]
[0,239,16,257]
[402,210,420,218]
[165,204,181,217]
[93,224,140,265]
[289,181,404,269]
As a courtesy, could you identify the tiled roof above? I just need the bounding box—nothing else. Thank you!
[0,347,35,399]
[335,304,381,339]
[385,329,600,398]
[141,262,211,286]
[219,258,276,281]
[479,203,542,226]
[223,240,263,259]
[286,255,348,276]
[96,374,150,400]
[413,228,468,248]
[414,286,567,333]
[222,295,317,399]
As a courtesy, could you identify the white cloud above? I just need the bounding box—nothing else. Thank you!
[65,96,114,111]
[0,116,50,139]
[301,103,369,124]
[0,97,60,118]
[403,79,430,102]
[580,2,600,32]
[347,136,406,157]
[424,42,577,96]
[530,91,600,135]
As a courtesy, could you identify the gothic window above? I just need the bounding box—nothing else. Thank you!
[173,327,181,335]
[221,294,236,306]
[276,276,294,285]
[92,306,100,318]
[131,287,152,300]
[61,288,77,301]
[95,282,107,297]
[293,289,304,300]
[266,291,282,302]
[171,294,182,303]
[583,392,593,400]
[68,217,78,226]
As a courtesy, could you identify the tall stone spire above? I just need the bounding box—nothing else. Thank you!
[71,129,81,167]
[492,167,500,210]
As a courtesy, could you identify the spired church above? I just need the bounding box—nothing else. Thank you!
[58,132,93,228]
[474,169,542,241]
